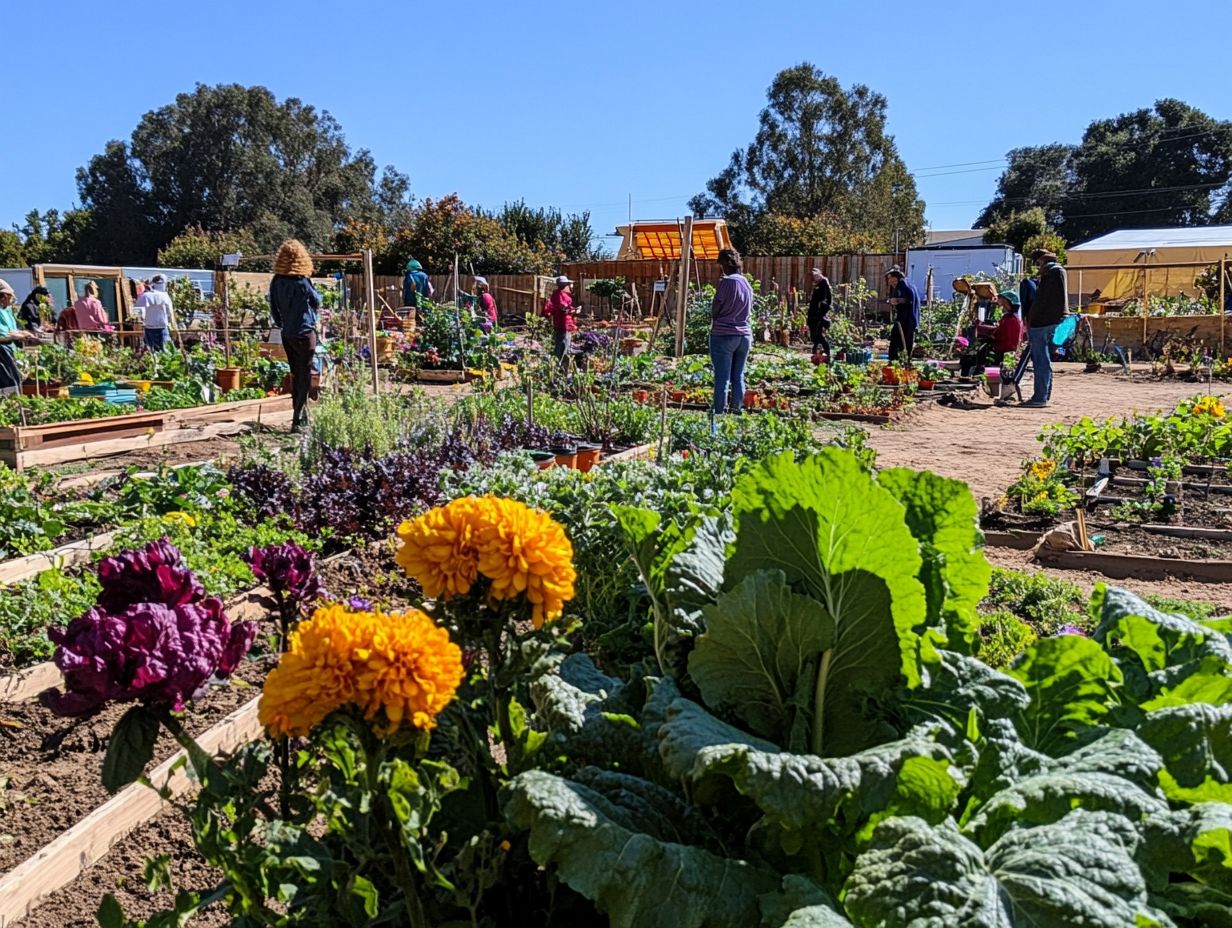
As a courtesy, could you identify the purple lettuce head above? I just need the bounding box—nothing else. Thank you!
[42,597,257,717]
[246,542,326,604]
[96,539,204,612]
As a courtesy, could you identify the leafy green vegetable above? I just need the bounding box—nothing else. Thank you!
[1009,634,1124,755]
[689,570,830,749]
[844,812,1171,927]
[504,769,779,928]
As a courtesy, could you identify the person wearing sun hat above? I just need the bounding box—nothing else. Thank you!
[960,289,1025,376]
[269,240,321,432]
[884,267,920,362]
[401,258,434,308]
[542,275,577,368]
[1022,248,1068,408]
[0,279,41,396]
[474,276,498,332]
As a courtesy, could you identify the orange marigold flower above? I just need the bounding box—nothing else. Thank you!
[258,604,463,738]
[1192,396,1226,419]
[395,498,484,599]
[473,497,577,629]
[355,609,465,733]
[258,604,372,738]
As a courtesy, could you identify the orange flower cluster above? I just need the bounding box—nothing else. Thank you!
[258,604,464,737]
[395,496,577,629]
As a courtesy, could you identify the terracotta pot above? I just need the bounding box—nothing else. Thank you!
[669,390,687,403]
[375,336,396,364]
[632,389,650,403]
[214,367,243,392]
[919,379,936,390]
[551,446,578,469]
[529,450,556,469]
[777,330,791,346]
[881,368,898,386]
[744,390,760,408]
[575,443,602,473]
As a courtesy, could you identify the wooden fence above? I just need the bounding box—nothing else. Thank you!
[347,254,905,321]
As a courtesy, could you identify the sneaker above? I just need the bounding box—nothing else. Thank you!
[1020,400,1048,408]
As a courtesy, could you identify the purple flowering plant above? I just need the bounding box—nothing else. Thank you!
[246,541,326,652]
[41,539,257,792]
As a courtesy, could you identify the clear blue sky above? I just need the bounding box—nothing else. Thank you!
[2,0,1228,246]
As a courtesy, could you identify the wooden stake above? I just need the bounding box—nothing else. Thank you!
[364,249,379,393]
[673,217,693,358]
[1075,508,1091,552]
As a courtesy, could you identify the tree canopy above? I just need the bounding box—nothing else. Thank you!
[72,83,392,263]
[978,100,1232,245]
[689,63,925,254]
[6,83,605,274]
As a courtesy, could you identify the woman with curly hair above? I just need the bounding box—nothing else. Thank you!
[269,240,320,432]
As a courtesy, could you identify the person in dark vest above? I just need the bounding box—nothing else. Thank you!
[1023,249,1068,408]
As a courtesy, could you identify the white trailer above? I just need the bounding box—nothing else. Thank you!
[906,245,1021,302]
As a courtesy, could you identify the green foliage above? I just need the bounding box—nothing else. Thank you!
[983,566,1086,638]
[0,567,99,668]
[980,99,1232,243]
[690,62,925,252]
[74,82,402,263]
[984,206,1051,252]
[304,385,431,461]
[156,226,264,270]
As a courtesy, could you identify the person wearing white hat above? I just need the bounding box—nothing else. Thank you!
[542,276,577,368]
[474,277,497,333]
[0,280,41,396]
[134,274,176,352]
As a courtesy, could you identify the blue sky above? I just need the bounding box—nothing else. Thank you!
[2,0,1228,247]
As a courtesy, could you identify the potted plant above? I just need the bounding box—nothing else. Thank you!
[919,361,946,391]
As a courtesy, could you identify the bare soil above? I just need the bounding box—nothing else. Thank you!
[862,364,1223,504]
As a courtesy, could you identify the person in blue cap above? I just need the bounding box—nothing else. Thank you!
[402,259,434,308]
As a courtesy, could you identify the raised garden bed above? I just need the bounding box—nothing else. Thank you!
[0,394,292,470]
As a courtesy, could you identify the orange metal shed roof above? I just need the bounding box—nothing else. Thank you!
[615,220,732,260]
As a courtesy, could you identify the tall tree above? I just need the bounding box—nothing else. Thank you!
[74,83,396,263]
[975,145,1074,230]
[1063,99,1232,242]
[977,100,1232,243]
[690,63,924,253]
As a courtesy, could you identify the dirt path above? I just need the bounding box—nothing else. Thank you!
[862,366,1223,503]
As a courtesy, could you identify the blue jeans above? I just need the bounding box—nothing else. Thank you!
[1028,324,1057,403]
[144,327,169,352]
[710,333,752,415]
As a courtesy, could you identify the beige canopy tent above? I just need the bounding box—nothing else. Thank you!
[1067,226,1232,302]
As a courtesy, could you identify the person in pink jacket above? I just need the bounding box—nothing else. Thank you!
[72,282,110,331]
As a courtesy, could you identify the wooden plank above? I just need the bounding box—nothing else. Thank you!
[0,530,118,585]
[0,697,262,927]
[3,413,293,471]
[603,442,656,463]
[1036,548,1232,583]
[983,529,1045,551]
[0,662,63,704]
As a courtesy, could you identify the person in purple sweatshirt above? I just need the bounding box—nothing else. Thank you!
[710,248,754,419]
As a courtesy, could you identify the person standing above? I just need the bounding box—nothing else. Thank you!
[269,240,321,432]
[402,259,433,308]
[710,248,754,418]
[542,276,577,368]
[1023,249,1068,408]
[18,286,51,332]
[72,282,109,332]
[134,274,175,352]
[806,267,833,357]
[474,277,498,332]
[885,268,920,362]
[0,281,39,396]
[1019,271,1038,322]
